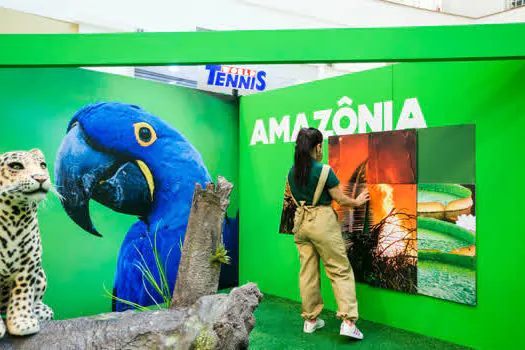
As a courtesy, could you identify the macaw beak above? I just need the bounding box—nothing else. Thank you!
[54,123,153,237]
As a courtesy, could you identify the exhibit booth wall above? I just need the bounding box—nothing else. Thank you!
[0,67,239,319]
[239,60,525,349]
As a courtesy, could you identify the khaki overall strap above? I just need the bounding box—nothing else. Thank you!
[312,165,330,206]
[288,165,329,234]
[287,164,330,207]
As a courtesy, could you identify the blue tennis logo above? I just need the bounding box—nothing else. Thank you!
[205,65,267,91]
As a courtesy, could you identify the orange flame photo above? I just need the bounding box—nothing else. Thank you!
[328,130,418,293]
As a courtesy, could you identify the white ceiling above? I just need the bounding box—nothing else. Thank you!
[2,0,525,33]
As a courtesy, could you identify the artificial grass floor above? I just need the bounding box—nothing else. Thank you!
[249,293,470,350]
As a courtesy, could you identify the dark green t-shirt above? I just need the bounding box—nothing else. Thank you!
[288,159,340,206]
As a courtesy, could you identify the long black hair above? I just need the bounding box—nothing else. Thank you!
[294,127,323,189]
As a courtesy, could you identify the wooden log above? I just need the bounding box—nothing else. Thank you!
[0,283,262,350]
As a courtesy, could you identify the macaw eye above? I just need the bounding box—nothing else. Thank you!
[139,128,151,142]
[8,162,24,170]
[133,122,158,147]
[40,162,47,169]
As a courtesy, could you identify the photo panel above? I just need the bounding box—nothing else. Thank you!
[328,133,369,221]
[417,183,476,306]
[342,183,418,293]
[329,132,418,293]
[417,124,475,184]
[368,129,417,184]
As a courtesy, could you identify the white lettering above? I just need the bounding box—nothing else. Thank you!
[338,96,353,107]
[314,109,333,138]
[383,101,393,131]
[249,97,427,146]
[396,98,427,130]
[291,113,309,142]
[269,116,291,143]
[333,98,357,136]
[358,102,382,133]
[250,119,269,145]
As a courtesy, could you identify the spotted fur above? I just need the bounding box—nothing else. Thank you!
[0,149,53,337]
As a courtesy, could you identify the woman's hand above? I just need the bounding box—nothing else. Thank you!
[356,189,370,206]
[329,186,369,208]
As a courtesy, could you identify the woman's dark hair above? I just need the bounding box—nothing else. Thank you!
[294,128,323,189]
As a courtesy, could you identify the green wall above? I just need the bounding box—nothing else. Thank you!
[0,67,238,319]
[239,60,525,349]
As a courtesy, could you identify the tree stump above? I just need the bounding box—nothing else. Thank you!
[171,176,234,309]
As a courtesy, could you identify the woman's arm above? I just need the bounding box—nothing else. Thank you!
[328,186,370,208]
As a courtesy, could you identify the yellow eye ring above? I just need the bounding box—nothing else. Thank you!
[133,122,158,147]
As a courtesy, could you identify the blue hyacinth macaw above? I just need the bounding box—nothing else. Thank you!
[54,102,239,311]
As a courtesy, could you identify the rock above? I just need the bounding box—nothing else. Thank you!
[0,283,263,350]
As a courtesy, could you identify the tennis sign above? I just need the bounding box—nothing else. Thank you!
[205,65,267,92]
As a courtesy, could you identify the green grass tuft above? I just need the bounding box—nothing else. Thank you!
[103,222,177,311]
[210,245,231,265]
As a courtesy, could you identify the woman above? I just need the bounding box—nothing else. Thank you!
[288,127,369,340]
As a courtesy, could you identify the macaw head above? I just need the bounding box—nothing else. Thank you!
[55,102,208,237]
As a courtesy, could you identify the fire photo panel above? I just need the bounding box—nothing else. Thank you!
[340,183,418,293]
[368,129,417,184]
[329,130,418,293]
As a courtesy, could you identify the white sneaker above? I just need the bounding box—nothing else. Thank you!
[340,321,364,340]
[303,318,325,333]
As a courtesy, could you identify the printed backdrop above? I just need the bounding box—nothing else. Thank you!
[0,68,239,319]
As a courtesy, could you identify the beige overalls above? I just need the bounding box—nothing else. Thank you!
[290,165,359,321]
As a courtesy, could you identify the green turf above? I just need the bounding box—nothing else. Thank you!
[250,293,470,350]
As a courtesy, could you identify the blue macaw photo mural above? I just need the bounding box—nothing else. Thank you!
[54,102,239,311]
